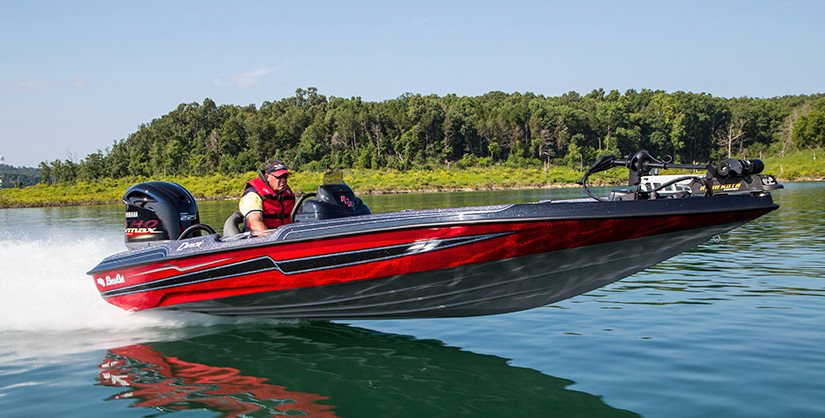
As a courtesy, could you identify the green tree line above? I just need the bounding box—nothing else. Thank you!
[39,88,825,184]
[0,164,40,188]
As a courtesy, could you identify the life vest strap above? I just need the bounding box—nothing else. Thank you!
[262,194,296,202]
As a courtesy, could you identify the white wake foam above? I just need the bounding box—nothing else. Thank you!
[0,233,233,332]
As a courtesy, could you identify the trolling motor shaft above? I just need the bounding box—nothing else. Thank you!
[614,151,708,186]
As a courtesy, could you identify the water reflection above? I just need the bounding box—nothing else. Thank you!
[96,322,639,417]
[99,343,336,417]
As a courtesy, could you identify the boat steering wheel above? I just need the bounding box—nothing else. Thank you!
[178,223,216,240]
[290,192,317,223]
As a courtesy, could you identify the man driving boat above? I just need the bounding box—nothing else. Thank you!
[240,160,295,231]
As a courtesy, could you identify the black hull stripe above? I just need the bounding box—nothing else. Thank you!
[101,233,510,299]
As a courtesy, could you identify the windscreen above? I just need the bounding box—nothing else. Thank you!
[322,171,345,185]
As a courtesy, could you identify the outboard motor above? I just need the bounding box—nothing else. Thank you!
[123,181,200,249]
[293,171,371,222]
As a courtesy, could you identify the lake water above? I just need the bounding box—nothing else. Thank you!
[0,183,823,417]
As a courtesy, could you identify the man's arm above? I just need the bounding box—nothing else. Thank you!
[245,211,267,232]
[239,190,267,231]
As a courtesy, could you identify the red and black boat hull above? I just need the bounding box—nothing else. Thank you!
[88,193,777,319]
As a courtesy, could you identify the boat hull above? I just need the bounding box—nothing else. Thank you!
[88,194,777,319]
[162,221,748,319]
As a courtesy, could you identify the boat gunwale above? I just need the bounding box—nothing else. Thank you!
[87,194,778,276]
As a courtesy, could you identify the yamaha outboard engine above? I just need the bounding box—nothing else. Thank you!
[123,181,200,249]
[293,171,371,222]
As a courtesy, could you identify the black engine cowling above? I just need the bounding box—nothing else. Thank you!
[293,172,371,223]
[123,181,200,249]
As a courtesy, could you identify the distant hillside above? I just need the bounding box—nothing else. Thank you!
[0,164,40,188]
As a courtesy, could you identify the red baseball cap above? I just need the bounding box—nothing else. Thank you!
[264,160,290,177]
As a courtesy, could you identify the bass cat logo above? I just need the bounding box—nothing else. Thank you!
[97,273,125,287]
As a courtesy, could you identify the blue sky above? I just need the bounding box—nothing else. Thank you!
[1,0,823,167]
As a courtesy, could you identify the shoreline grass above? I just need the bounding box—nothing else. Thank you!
[0,166,592,208]
[1,150,821,209]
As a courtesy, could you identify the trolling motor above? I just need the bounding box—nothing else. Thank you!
[581,151,782,201]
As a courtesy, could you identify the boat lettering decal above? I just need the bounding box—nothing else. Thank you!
[125,220,161,237]
[698,182,743,192]
[100,233,511,299]
[176,241,204,251]
[125,227,159,237]
[97,273,126,287]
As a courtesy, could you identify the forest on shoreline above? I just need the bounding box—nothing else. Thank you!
[0,165,39,189]
[33,88,825,184]
[1,88,823,208]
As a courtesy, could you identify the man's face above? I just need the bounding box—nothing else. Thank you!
[266,173,289,193]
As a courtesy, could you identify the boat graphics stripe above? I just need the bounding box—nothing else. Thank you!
[100,232,511,299]
[101,257,276,298]
[131,257,235,277]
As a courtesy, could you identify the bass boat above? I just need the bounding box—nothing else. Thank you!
[88,151,782,319]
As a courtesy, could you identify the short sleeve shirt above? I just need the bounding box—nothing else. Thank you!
[239,187,263,217]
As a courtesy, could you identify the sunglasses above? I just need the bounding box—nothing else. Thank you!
[271,173,290,179]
